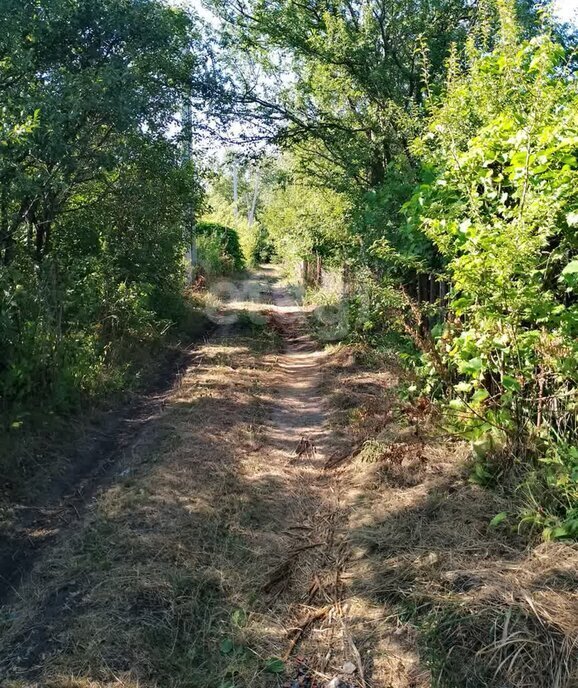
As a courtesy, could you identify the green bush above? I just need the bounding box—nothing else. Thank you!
[400,9,578,537]
[196,222,245,275]
[0,0,206,419]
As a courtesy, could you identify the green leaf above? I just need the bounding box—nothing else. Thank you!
[502,375,521,392]
[489,512,508,527]
[470,462,492,485]
[566,212,578,227]
[264,657,285,674]
[452,297,471,314]
[510,150,528,167]
[231,608,248,627]
[220,638,234,655]
[471,388,489,404]
[561,260,578,279]
[459,357,484,376]
[551,526,569,539]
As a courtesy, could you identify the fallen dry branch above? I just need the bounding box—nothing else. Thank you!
[324,440,367,470]
[262,543,324,595]
[290,541,325,555]
[262,559,292,595]
[284,605,333,661]
[294,436,317,460]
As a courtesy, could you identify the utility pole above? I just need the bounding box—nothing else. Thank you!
[183,91,197,283]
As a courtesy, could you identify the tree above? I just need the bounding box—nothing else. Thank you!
[208,0,539,191]
[0,0,213,411]
[261,156,350,279]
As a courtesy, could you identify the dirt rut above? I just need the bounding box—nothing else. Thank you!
[268,282,329,466]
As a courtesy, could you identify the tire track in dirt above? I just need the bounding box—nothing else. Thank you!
[0,335,216,609]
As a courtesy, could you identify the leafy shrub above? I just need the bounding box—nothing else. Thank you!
[400,7,578,537]
[201,197,267,267]
[262,181,351,278]
[195,222,245,275]
[0,0,216,425]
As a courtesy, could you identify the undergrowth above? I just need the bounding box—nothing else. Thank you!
[323,342,578,688]
[0,294,212,505]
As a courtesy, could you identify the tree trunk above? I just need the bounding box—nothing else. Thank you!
[248,169,259,226]
[232,163,239,220]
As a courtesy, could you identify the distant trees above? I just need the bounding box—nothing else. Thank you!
[260,157,350,281]
[202,157,273,266]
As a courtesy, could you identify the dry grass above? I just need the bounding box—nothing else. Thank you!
[0,320,293,688]
[323,345,578,688]
[0,277,361,688]
[2,295,576,688]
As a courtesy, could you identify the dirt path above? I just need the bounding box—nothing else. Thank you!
[268,280,329,464]
[0,268,357,687]
[1,267,576,688]
[0,339,212,609]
